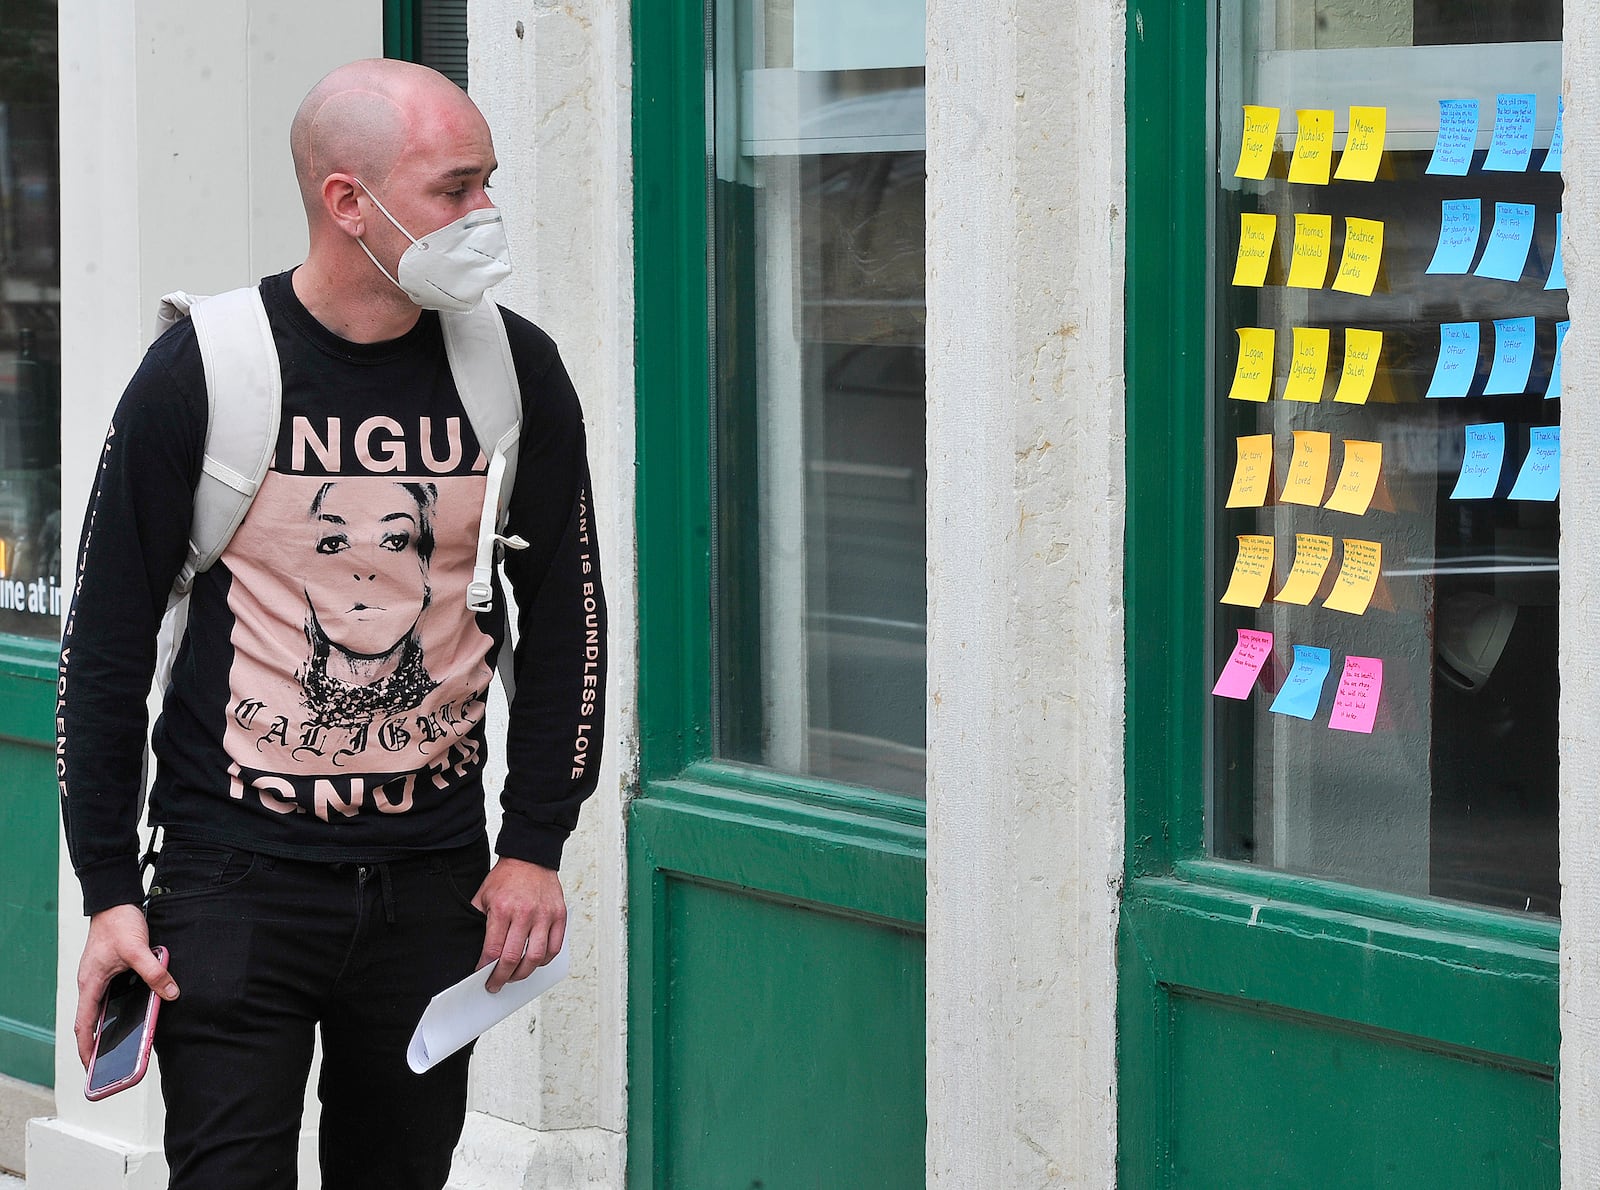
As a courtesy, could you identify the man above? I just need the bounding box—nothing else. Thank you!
[57,59,605,1189]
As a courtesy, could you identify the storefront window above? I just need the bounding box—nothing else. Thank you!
[709,0,927,796]
[0,0,61,640]
[1207,0,1562,914]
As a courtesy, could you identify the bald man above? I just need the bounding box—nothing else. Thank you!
[58,60,606,1189]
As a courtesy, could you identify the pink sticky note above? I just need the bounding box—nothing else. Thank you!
[1212,629,1274,699]
[1329,655,1383,733]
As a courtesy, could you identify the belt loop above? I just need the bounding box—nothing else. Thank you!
[378,862,397,924]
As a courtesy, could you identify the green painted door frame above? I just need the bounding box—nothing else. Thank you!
[629,1,928,1185]
[1120,3,1558,1185]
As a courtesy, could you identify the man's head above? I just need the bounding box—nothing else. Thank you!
[290,60,501,315]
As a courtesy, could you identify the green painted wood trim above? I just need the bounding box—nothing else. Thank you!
[677,759,925,827]
[0,635,55,743]
[0,1015,53,1088]
[383,0,417,61]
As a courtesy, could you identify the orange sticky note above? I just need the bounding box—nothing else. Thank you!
[1325,440,1383,514]
[1334,106,1387,181]
[1331,217,1384,296]
[1288,109,1336,184]
[1282,327,1330,402]
[1333,329,1384,404]
[1324,538,1382,615]
[1234,213,1277,287]
[1280,429,1332,506]
[1226,434,1275,508]
[1274,534,1334,605]
[1287,214,1334,288]
[1227,328,1276,401]
[1235,105,1281,179]
[1220,535,1275,608]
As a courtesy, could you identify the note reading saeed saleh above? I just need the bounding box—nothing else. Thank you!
[1484,316,1536,395]
[1270,645,1333,720]
[1234,105,1281,179]
[1324,440,1383,515]
[1334,106,1387,182]
[1330,656,1383,734]
[1474,202,1536,281]
[1484,93,1537,171]
[1450,422,1507,500]
[1542,96,1565,172]
[1508,425,1561,501]
[1226,434,1275,508]
[1324,539,1382,616]
[1333,329,1383,405]
[1547,213,1566,291]
[1234,213,1277,287]
[1427,199,1481,274]
[1220,535,1276,608]
[1288,214,1334,289]
[1288,109,1336,184]
[1281,430,1332,506]
[1212,628,1274,700]
[1227,328,1276,401]
[1549,320,1569,398]
[1331,218,1384,296]
[1282,327,1329,402]
[1274,533,1334,605]
[1427,99,1480,175]
[1426,322,1480,398]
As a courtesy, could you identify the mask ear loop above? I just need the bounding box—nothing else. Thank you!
[351,177,425,295]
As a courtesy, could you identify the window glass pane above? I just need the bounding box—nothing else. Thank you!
[710,0,927,796]
[1208,0,1563,915]
[0,1,62,639]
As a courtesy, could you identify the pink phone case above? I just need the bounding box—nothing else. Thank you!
[84,946,168,1101]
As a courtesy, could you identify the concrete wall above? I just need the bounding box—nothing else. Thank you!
[923,0,1126,1184]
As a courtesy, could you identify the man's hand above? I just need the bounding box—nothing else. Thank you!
[74,904,179,1068]
[471,858,565,993]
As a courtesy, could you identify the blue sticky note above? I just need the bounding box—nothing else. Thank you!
[1450,423,1506,500]
[1548,320,1570,398]
[1428,99,1480,175]
[1270,645,1333,721]
[1546,213,1566,290]
[1426,199,1481,274]
[1542,96,1564,172]
[1426,322,1480,397]
[1485,317,1536,394]
[1484,93,1537,171]
[1509,426,1562,501]
[1473,202,1536,281]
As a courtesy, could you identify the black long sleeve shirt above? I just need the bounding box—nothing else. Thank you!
[59,271,606,914]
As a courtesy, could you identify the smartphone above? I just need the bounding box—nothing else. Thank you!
[84,946,168,1101]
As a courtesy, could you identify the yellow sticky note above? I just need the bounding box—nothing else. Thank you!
[1220,535,1275,608]
[1333,329,1384,404]
[1324,538,1382,615]
[1334,106,1387,181]
[1280,429,1332,506]
[1226,434,1275,508]
[1274,534,1334,605]
[1287,214,1333,289]
[1331,217,1384,296]
[1227,328,1276,402]
[1233,213,1277,287]
[1324,440,1383,515]
[1235,105,1281,179]
[1287,109,1336,184]
[1282,327,1330,402]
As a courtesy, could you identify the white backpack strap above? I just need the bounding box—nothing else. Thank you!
[178,285,282,591]
[440,301,527,614]
[155,290,204,340]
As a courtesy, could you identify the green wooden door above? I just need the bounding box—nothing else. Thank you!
[1122,2,1560,1185]
[630,2,928,1186]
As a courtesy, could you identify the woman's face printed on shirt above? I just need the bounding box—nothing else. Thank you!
[303,481,432,658]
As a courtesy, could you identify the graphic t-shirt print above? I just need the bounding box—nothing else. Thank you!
[221,413,494,821]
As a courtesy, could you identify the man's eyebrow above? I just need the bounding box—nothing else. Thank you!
[437,163,497,182]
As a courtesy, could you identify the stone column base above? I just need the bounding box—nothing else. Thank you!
[447,1114,624,1190]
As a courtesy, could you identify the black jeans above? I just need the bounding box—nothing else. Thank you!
[145,838,489,1190]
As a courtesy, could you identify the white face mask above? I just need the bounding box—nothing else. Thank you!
[353,179,514,312]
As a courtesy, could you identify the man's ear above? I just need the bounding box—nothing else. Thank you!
[322,175,365,239]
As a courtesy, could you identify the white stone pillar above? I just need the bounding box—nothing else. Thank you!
[924,0,1126,1184]
[33,5,377,1185]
